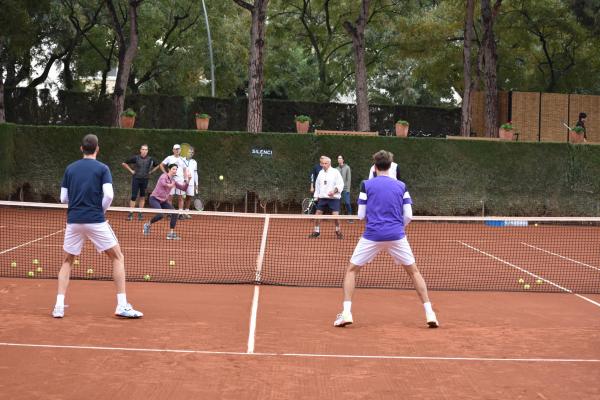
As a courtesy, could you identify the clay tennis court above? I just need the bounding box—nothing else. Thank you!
[1,204,600,399]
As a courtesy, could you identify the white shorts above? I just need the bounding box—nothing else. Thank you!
[63,222,119,255]
[185,183,196,196]
[170,176,185,196]
[350,237,415,267]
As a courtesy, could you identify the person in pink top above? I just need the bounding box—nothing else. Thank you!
[143,164,190,240]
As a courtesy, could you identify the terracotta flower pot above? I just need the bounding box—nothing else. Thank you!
[395,124,409,137]
[120,116,135,128]
[499,128,514,140]
[296,121,310,134]
[195,117,210,131]
[569,130,585,144]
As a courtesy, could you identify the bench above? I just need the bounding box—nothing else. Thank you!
[446,134,519,141]
[315,129,379,137]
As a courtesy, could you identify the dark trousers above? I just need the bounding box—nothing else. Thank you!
[341,190,353,215]
[148,196,178,229]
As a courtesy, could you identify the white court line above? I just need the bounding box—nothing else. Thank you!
[0,342,599,363]
[0,229,65,255]
[459,241,600,308]
[521,242,600,272]
[247,216,270,354]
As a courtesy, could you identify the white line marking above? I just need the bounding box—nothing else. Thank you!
[521,242,600,272]
[247,285,260,354]
[0,229,65,255]
[458,241,600,308]
[255,216,270,282]
[0,342,598,363]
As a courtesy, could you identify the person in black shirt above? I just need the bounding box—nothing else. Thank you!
[122,144,160,220]
[576,112,587,141]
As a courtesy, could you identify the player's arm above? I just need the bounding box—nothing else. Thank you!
[335,170,344,194]
[101,166,114,211]
[150,158,161,174]
[160,157,169,173]
[313,171,320,199]
[403,191,413,226]
[357,180,367,219]
[121,157,136,174]
[60,171,69,204]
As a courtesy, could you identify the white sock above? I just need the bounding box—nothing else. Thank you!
[335,226,340,232]
[423,302,433,314]
[117,293,127,307]
[314,227,320,233]
[56,294,65,307]
[343,301,352,314]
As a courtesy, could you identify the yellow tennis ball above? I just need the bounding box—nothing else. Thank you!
[536,279,543,284]
[10,261,17,268]
[523,284,531,290]
[169,260,176,266]
[534,223,538,227]
[517,278,525,284]
[74,259,80,265]
[86,268,94,274]
[219,175,224,181]
[32,259,39,265]
[36,267,43,273]
[143,274,151,281]
[27,271,35,277]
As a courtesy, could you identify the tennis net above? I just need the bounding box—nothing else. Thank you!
[1,201,599,293]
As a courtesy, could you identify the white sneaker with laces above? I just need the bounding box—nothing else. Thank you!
[426,310,439,328]
[52,305,65,318]
[115,303,143,318]
[333,311,353,327]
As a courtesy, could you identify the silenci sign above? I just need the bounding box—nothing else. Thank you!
[251,147,273,158]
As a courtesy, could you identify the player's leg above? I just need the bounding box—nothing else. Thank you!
[137,179,148,220]
[330,199,343,239]
[162,201,180,240]
[53,224,84,318]
[128,178,139,221]
[388,238,439,328]
[308,208,323,238]
[143,196,164,235]
[334,238,380,327]
[183,184,194,218]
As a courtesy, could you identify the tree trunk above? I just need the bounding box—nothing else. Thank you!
[246,0,269,133]
[107,0,143,127]
[0,68,5,123]
[460,0,475,137]
[343,0,370,132]
[480,0,501,137]
[62,52,74,90]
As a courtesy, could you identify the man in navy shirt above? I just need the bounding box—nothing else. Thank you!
[334,150,438,328]
[52,134,143,319]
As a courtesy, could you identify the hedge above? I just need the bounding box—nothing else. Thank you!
[1,123,599,216]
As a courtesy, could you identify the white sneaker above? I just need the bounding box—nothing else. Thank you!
[333,311,353,327]
[115,303,143,318]
[426,310,439,328]
[52,305,65,318]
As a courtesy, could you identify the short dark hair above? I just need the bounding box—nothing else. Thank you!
[81,134,98,155]
[337,154,344,160]
[579,112,587,120]
[167,163,178,170]
[373,150,393,171]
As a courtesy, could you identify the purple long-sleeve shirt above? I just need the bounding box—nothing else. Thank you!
[150,173,189,202]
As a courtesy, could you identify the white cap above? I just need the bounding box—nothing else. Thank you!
[173,144,181,149]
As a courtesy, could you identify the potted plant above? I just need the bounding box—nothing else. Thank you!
[569,125,585,144]
[120,108,136,128]
[395,119,409,137]
[499,121,515,140]
[295,115,311,134]
[195,113,210,131]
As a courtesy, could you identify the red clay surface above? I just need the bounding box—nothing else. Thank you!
[1,278,600,400]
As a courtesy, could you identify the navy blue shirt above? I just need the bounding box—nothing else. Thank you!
[61,159,112,224]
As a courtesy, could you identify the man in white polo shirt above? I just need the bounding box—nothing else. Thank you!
[308,156,345,239]
[160,144,187,212]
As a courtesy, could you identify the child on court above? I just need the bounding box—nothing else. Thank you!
[334,150,439,328]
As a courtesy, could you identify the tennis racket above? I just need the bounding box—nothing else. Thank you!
[302,198,317,214]
[193,198,204,211]
[562,122,571,130]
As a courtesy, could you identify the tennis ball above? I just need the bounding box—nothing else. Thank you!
[10,261,17,268]
[536,279,543,284]
[219,175,224,181]
[74,259,80,265]
[32,259,39,265]
[36,267,43,273]
[534,223,538,227]
[27,271,35,277]
[523,284,531,290]
[517,278,525,284]
[86,268,94,275]
[143,274,151,281]
[169,260,176,266]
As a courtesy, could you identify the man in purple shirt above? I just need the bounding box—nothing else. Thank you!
[333,150,438,328]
